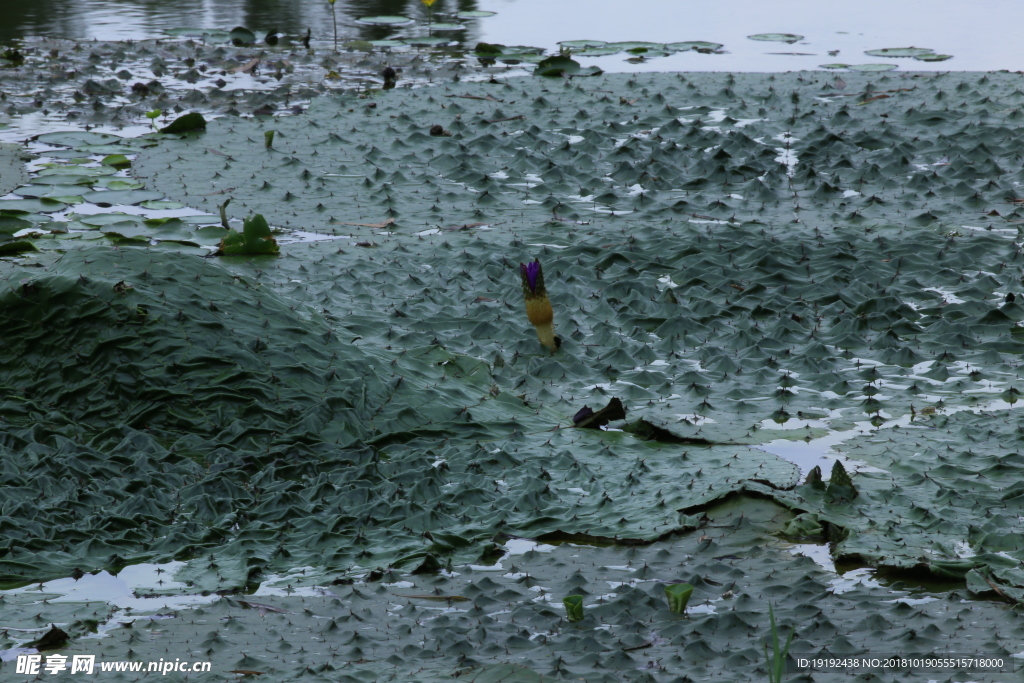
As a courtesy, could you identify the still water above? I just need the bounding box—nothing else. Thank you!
[1,0,1023,72]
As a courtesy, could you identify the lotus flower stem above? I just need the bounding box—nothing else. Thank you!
[327,0,338,51]
[422,0,437,37]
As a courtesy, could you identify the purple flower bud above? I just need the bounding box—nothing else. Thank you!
[520,260,541,293]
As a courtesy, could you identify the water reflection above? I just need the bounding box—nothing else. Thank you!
[0,0,482,43]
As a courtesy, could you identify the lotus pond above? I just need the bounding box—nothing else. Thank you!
[4,5,1024,683]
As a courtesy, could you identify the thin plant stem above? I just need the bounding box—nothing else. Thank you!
[332,6,337,51]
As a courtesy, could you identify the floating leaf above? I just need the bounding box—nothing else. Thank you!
[37,165,116,178]
[36,131,122,147]
[534,55,581,77]
[14,184,85,198]
[100,154,131,169]
[164,27,230,39]
[0,198,67,213]
[100,222,155,241]
[404,36,452,46]
[76,213,145,227]
[343,40,374,52]
[230,26,256,46]
[864,47,935,58]
[140,200,184,210]
[563,595,584,622]
[193,225,230,244]
[474,42,505,55]
[664,583,694,614]
[151,219,196,243]
[914,53,953,62]
[667,41,724,52]
[78,144,142,155]
[573,47,623,57]
[356,16,414,26]
[847,63,898,72]
[160,112,207,134]
[605,41,667,51]
[456,10,496,18]
[98,179,145,191]
[218,213,280,255]
[81,190,166,205]
[179,215,222,225]
[748,33,804,43]
[558,40,608,49]
[0,216,32,234]
[819,63,849,69]
[369,40,406,47]
[0,238,39,254]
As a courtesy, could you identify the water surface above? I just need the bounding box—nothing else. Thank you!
[3,0,1023,72]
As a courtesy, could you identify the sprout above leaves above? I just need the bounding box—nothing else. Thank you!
[217,213,280,256]
[664,583,694,614]
[563,595,584,622]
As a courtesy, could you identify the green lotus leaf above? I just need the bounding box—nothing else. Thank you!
[403,36,452,46]
[748,33,803,43]
[35,131,122,147]
[37,166,116,177]
[558,40,608,49]
[160,112,207,134]
[28,175,97,186]
[218,213,279,255]
[847,63,898,71]
[100,154,131,169]
[534,55,581,77]
[473,42,505,55]
[572,47,622,57]
[76,213,144,227]
[0,198,67,213]
[140,200,184,210]
[229,26,256,46]
[14,184,85,198]
[605,41,667,51]
[356,16,414,26]
[667,41,724,52]
[81,190,166,205]
[0,216,32,234]
[0,239,38,254]
[562,595,584,622]
[179,215,222,225]
[664,583,694,614]
[864,47,935,58]
[343,40,375,52]
[100,222,154,240]
[95,178,145,190]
